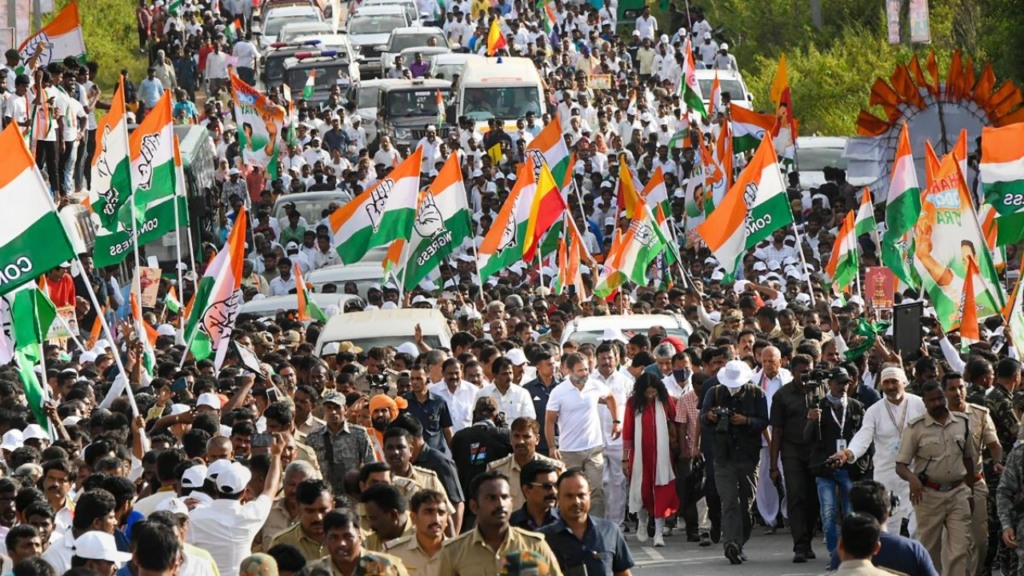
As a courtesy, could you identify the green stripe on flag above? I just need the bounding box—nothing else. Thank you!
[12,288,57,432]
[0,214,77,298]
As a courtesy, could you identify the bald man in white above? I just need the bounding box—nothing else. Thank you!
[752,346,792,531]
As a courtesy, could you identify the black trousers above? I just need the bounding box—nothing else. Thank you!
[704,454,722,537]
[35,140,59,196]
[782,456,820,554]
[677,457,706,536]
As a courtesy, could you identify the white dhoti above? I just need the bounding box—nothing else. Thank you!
[755,446,786,525]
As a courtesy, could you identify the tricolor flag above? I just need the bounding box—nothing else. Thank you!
[303,69,316,100]
[710,118,733,209]
[710,72,723,117]
[538,0,557,35]
[729,104,775,154]
[487,18,506,56]
[295,264,328,323]
[184,207,247,368]
[981,123,1024,246]
[523,161,566,262]
[124,90,176,225]
[435,89,444,129]
[555,214,590,298]
[696,136,792,279]
[960,258,981,352]
[627,90,637,112]
[525,115,572,185]
[979,203,1005,272]
[225,18,242,43]
[129,288,157,376]
[382,239,406,280]
[403,154,472,290]
[680,39,706,118]
[11,287,57,433]
[1004,252,1024,359]
[89,76,131,231]
[165,285,182,314]
[0,123,77,298]
[18,2,86,68]
[617,159,643,219]
[478,157,537,281]
[882,122,922,287]
[329,147,422,265]
[594,202,674,297]
[826,211,858,292]
[855,187,879,252]
[642,166,671,226]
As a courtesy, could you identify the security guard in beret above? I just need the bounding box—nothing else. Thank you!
[895,380,977,575]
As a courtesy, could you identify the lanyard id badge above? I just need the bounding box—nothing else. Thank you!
[836,439,847,453]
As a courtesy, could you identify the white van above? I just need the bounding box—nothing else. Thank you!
[694,69,753,111]
[315,309,453,355]
[239,293,364,318]
[455,57,545,132]
[561,314,693,346]
[305,262,386,296]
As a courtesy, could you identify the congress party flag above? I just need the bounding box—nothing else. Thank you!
[882,122,922,288]
[330,147,422,265]
[855,187,880,252]
[0,123,77,298]
[710,72,723,117]
[11,287,57,433]
[402,154,472,291]
[981,123,1024,246]
[295,264,328,323]
[826,211,858,292]
[231,71,287,178]
[89,76,131,231]
[18,2,85,68]
[913,152,1004,333]
[696,136,792,279]
[525,115,572,186]
[729,104,775,154]
[184,208,247,368]
[124,90,176,223]
[478,157,537,281]
[595,203,673,298]
[680,39,706,118]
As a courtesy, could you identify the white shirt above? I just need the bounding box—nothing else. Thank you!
[593,370,632,448]
[269,274,297,296]
[478,383,536,421]
[547,379,610,452]
[232,41,259,69]
[429,380,478,432]
[752,367,793,446]
[54,502,73,535]
[133,489,178,517]
[40,530,77,575]
[634,15,657,40]
[205,51,229,80]
[188,495,273,576]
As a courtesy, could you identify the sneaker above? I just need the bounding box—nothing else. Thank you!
[699,533,712,547]
[654,534,665,547]
[636,525,648,544]
[725,543,742,565]
[686,534,700,542]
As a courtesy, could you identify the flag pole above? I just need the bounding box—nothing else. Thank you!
[54,312,87,353]
[790,221,817,307]
[76,257,139,416]
[397,237,413,302]
[171,191,186,328]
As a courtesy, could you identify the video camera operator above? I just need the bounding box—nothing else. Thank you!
[700,359,769,565]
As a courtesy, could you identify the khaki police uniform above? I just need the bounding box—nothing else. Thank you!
[486,454,565,511]
[957,403,999,576]
[384,533,443,576]
[365,517,415,552]
[394,466,454,511]
[437,526,562,576]
[306,550,410,576]
[896,410,977,575]
[269,523,325,562]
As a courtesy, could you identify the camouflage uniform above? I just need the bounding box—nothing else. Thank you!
[966,384,988,408]
[988,384,1021,574]
[995,443,1024,576]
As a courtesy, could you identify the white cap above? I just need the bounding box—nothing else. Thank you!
[397,342,419,356]
[411,295,432,307]
[154,497,190,515]
[79,351,98,364]
[322,342,341,355]
[157,324,176,337]
[62,416,82,427]
[381,301,398,310]
[0,430,23,451]
[703,32,711,39]
[506,348,528,366]
[795,293,812,304]
[170,403,191,416]
[22,424,48,442]
[721,42,729,50]
[181,464,208,489]
[72,532,133,564]
[206,458,234,482]
[197,393,222,410]
[600,327,628,343]
[215,462,252,495]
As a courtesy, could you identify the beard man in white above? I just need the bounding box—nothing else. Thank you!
[752,346,792,530]
[834,366,925,536]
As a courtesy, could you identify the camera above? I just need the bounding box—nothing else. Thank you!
[806,369,828,388]
[367,373,390,390]
[714,407,734,433]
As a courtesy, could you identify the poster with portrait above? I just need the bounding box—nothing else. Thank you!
[230,71,286,178]
[912,153,1004,332]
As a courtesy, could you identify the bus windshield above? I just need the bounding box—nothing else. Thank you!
[462,86,542,120]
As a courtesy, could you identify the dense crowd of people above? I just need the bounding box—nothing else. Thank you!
[0,0,1021,575]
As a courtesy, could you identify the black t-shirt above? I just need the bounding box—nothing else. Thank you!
[770,382,826,458]
[449,421,512,499]
[414,445,466,504]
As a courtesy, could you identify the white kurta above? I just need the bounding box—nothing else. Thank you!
[847,393,926,535]
[753,368,793,526]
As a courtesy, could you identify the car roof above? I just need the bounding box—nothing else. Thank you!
[379,78,452,91]
[318,309,449,343]
[351,5,405,15]
[265,5,320,17]
[459,56,539,83]
[353,78,407,88]
[694,69,743,81]
[433,53,482,64]
[273,191,349,207]
[564,314,691,336]
[240,293,363,317]
[796,136,848,149]
[399,46,450,56]
[280,21,331,31]
[391,26,444,35]
[306,262,385,283]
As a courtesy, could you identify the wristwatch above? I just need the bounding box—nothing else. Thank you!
[612,420,621,424]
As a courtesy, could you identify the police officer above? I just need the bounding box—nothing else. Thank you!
[700,360,769,565]
[944,370,1003,575]
[996,435,1024,574]
[987,358,1021,572]
[895,380,977,575]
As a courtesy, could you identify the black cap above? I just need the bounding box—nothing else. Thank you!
[830,367,852,384]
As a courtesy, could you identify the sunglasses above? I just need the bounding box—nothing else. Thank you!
[529,482,557,491]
